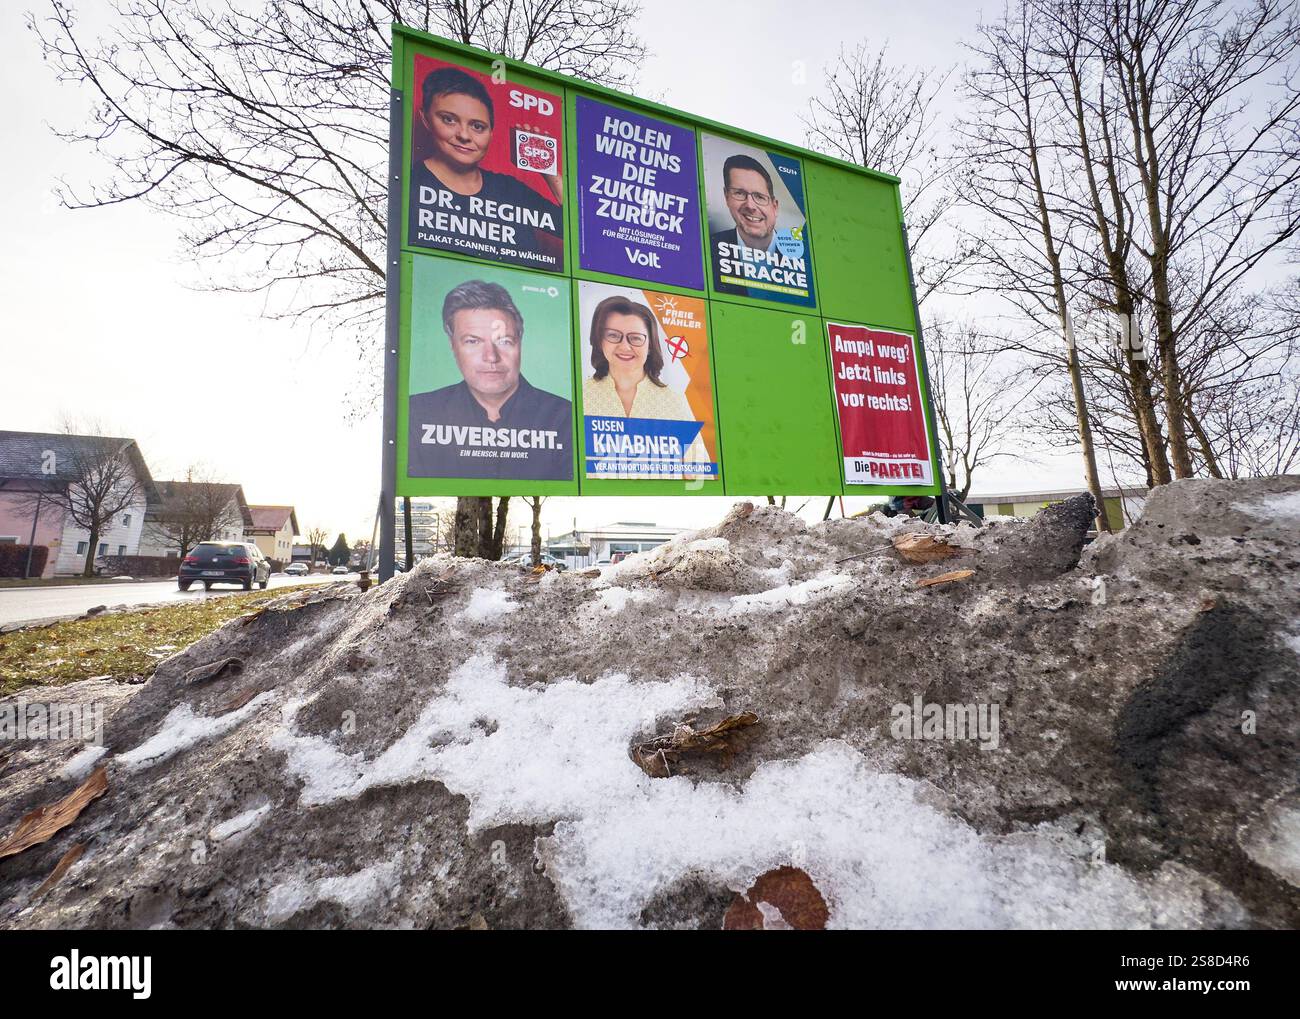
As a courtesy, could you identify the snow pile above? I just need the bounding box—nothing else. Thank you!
[117,693,273,772]
[2,478,1296,931]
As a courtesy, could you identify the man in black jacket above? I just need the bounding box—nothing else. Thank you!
[408,280,573,481]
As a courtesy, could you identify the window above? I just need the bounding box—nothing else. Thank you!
[0,536,18,544]
[97,543,108,557]
[123,514,132,527]
[77,541,88,555]
[118,545,126,556]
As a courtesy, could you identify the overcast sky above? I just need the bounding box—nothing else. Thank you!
[0,0,1092,545]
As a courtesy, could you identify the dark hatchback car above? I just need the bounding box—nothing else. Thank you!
[178,541,271,592]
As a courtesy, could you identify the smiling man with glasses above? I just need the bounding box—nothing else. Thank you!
[716,154,780,255]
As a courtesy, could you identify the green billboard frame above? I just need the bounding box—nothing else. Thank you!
[380,24,948,573]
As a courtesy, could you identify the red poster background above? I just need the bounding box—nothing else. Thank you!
[411,54,563,205]
[826,322,933,485]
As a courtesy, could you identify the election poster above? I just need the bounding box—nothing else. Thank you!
[406,257,574,481]
[408,54,565,271]
[577,280,719,479]
[574,96,704,290]
[826,322,934,486]
[701,134,816,307]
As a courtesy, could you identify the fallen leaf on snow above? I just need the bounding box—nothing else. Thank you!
[33,842,86,897]
[0,766,108,860]
[632,712,760,777]
[917,569,976,588]
[893,533,970,564]
[723,866,829,930]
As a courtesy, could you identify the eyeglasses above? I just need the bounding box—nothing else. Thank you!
[602,329,648,347]
[725,186,773,207]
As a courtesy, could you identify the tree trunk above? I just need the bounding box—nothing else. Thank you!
[1126,348,1171,485]
[531,500,543,565]
[1184,400,1224,479]
[491,498,510,560]
[453,498,479,557]
[82,527,98,577]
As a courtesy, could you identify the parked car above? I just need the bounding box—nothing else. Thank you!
[284,562,309,577]
[331,565,350,575]
[179,542,271,592]
[508,553,568,571]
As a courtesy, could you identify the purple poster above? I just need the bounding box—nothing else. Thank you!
[575,96,705,290]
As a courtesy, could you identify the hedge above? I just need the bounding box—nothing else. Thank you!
[0,543,50,578]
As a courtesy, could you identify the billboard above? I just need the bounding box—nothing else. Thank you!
[390,27,936,502]
[701,134,816,308]
[406,258,574,482]
[576,281,719,479]
[407,54,565,271]
[826,322,934,486]
[574,96,705,290]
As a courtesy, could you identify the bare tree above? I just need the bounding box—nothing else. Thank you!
[926,320,1030,499]
[33,1,647,563]
[800,41,967,304]
[32,0,646,339]
[1083,0,1300,478]
[40,422,149,577]
[306,526,329,568]
[958,0,1112,530]
[146,468,246,557]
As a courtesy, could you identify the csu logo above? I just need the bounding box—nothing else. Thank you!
[508,90,553,116]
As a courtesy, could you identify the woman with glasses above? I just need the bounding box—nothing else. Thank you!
[583,295,709,475]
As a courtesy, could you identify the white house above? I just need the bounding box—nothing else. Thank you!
[138,481,253,558]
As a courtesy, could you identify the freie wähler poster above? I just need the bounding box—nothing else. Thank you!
[826,322,934,486]
[701,133,815,307]
[408,54,565,271]
[577,280,718,479]
[575,96,704,290]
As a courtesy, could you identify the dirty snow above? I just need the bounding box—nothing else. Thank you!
[727,571,853,613]
[210,804,272,844]
[117,693,274,772]
[457,588,516,623]
[1236,490,1300,520]
[594,587,660,614]
[262,860,399,925]
[58,745,108,782]
[271,655,1235,929]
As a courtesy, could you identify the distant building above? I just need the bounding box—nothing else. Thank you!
[0,430,159,577]
[246,505,299,564]
[138,481,252,558]
[965,486,1148,531]
[546,521,687,567]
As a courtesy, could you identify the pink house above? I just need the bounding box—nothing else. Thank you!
[0,430,158,578]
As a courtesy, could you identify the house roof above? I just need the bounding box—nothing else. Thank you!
[148,480,254,527]
[247,504,299,536]
[0,429,160,503]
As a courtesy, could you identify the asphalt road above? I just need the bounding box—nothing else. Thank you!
[0,573,350,629]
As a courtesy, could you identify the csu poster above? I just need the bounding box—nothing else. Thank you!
[407,257,574,481]
[407,54,565,271]
[701,134,816,307]
[826,322,934,485]
[577,280,719,479]
[574,96,704,290]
